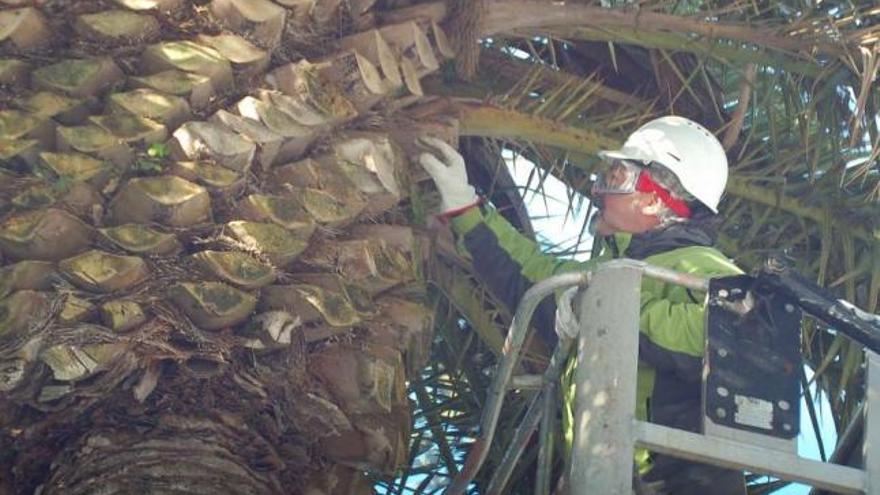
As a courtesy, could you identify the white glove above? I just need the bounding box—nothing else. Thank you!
[417,136,479,213]
[555,287,581,340]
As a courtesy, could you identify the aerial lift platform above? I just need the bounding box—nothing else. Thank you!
[446,257,880,494]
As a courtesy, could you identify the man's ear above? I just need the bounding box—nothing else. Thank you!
[639,193,665,216]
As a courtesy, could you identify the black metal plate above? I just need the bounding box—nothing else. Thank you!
[704,275,801,439]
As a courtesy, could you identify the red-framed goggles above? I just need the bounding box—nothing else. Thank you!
[591,160,692,218]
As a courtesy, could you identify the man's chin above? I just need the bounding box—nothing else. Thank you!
[589,212,616,236]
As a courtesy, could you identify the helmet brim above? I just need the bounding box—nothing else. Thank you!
[598,148,654,164]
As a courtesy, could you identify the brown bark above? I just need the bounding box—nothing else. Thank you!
[722,63,757,150]
[380,1,843,58]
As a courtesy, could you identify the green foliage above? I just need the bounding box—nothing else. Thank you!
[133,143,171,174]
[147,142,170,158]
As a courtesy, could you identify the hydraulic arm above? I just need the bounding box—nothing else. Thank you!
[755,255,880,354]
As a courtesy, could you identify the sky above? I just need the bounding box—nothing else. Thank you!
[504,153,839,495]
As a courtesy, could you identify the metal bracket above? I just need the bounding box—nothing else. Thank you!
[704,275,801,452]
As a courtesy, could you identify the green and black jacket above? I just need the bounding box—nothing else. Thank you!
[450,205,743,471]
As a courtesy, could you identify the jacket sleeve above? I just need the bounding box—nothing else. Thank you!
[637,248,744,379]
[451,207,590,344]
[640,298,706,356]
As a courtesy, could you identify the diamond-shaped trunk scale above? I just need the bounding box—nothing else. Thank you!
[99,300,147,332]
[169,121,256,172]
[32,58,124,98]
[41,343,126,381]
[169,281,257,330]
[74,10,160,42]
[89,113,167,145]
[225,221,308,267]
[0,260,55,299]
[55,126,133,166]
[130,70,214,110]
[140,41,234,92]
[108,89,191,129]
[59,250,149,293]
[190,250,277,289]
[109,176,211,227]
[0,208,92,261]
[98,224,182,256]
[0,290,49,338]
[38,152,113,187]
[236,194,316,237]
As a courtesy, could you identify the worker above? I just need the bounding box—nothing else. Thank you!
[418,116,747,494]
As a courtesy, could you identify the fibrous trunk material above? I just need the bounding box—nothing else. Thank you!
[0,1,455,493]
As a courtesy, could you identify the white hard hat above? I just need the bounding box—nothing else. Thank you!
[598,116,728,212]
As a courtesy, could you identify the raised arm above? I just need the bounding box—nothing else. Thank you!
[418,138,590,344]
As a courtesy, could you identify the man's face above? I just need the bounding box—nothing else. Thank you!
[592,191,662,236]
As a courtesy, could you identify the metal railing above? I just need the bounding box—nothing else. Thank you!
[447,259,880,495]
[446,259,710,494]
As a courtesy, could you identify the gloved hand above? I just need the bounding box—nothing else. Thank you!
[417,136,480,215]
[555,287,581,339]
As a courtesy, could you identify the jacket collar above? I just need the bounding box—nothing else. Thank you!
[605,210,720,260]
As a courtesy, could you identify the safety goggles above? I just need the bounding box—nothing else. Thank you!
[591,159,645,195]
[591,160,692,218]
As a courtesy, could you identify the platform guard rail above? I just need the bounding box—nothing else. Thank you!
[446,259,880,495]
